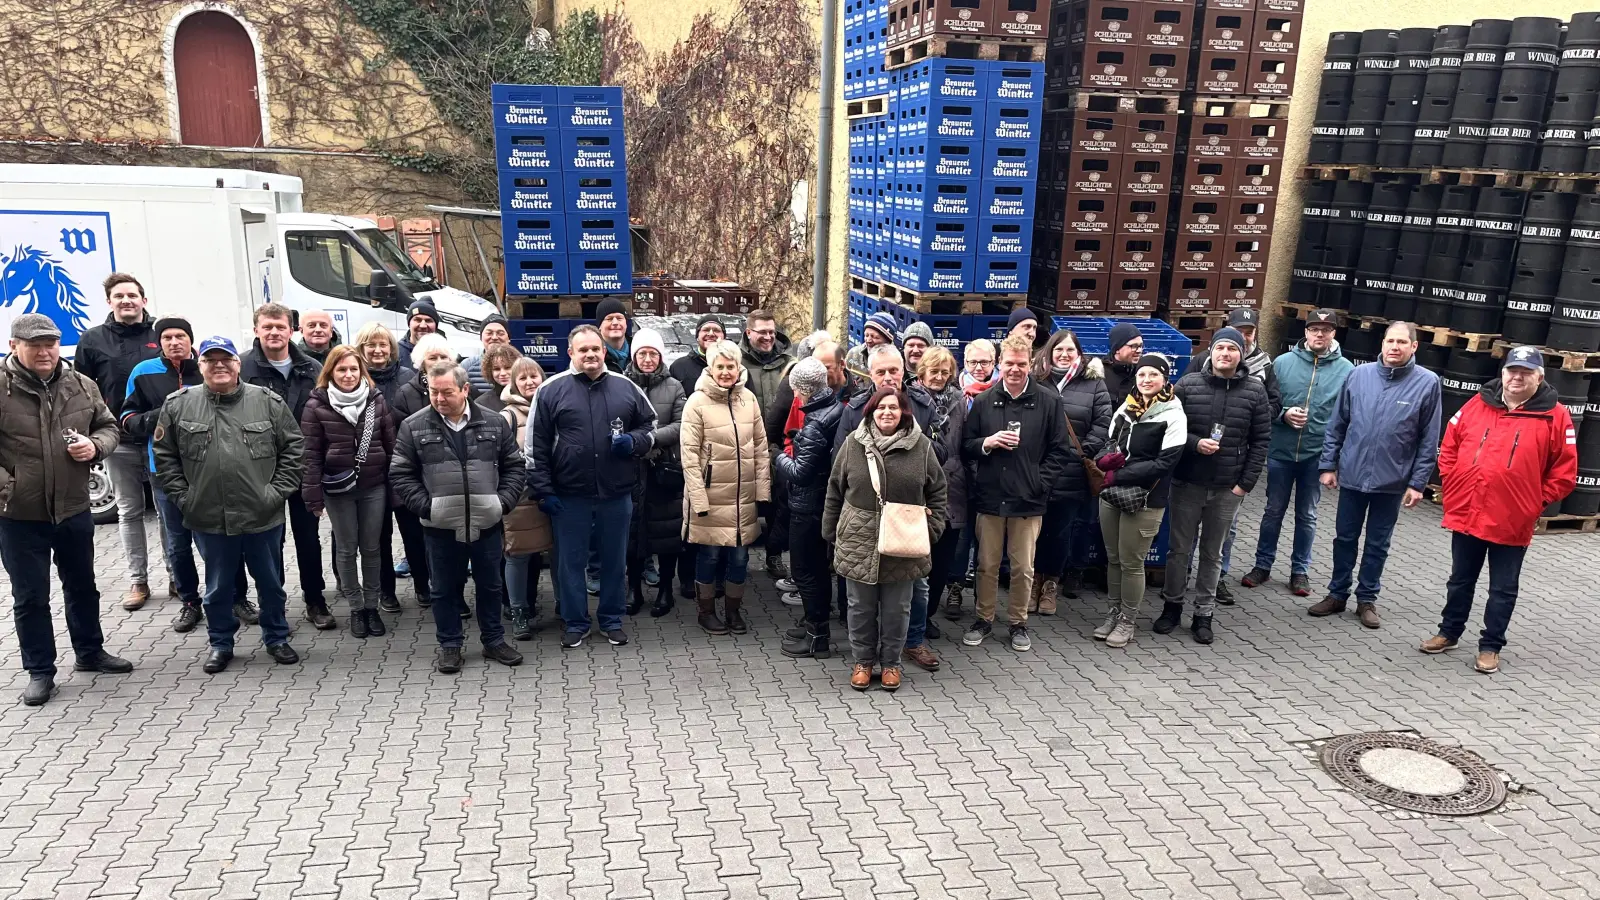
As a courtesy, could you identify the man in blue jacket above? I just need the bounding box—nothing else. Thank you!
[526,325,657,649]
[1312,321,1441,629]
[1241,308,1354,598]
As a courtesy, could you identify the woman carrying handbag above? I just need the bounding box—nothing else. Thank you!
[1030,329,1113,613]
[823,387,948,692]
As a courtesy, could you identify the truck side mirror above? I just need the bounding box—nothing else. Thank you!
[368,269,396,308]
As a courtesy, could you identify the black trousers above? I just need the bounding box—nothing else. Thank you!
[393,507,433,603]
[790,513,833,626]
[285,492,327,605]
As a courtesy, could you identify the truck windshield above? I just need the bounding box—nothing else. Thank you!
[354,228,438,291]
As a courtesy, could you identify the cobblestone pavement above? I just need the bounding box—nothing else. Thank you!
[1,490,1599,900]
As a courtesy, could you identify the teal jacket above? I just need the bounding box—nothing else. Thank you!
[1269,340,1354,463]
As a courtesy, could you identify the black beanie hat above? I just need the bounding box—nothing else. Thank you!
[696,314,724,336]
[595,296,628,326]
[1109,322,1143,356]
[1135,353,1171,380]
[407,299,439,325]
[481,312,509,333]
[1007,307,1038,331]
[152,316,193,343]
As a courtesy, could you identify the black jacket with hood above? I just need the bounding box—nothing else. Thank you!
[74,312,159,447]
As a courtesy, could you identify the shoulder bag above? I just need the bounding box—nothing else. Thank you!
[1063,413,1107,497]
[322,404,375,495]
[865,442,932,558]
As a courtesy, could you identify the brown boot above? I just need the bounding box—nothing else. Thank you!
[1037,578,1059,616]
[724,582,748,634]
[1307,595,1347,617]
[1357,603,1381,629]
[122,582,151,611]
[1027,578,1041,614]
[850,664,873,690]
[696,583,728,635]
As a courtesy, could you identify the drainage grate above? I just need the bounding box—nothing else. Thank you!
[1318,732,1507,816]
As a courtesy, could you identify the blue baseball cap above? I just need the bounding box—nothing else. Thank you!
[197,336,239,358]
[1503,346,1544,373]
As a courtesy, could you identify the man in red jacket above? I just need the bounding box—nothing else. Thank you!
[1423,347,1577,675]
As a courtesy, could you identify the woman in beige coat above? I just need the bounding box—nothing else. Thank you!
[499,357,553,641]
[680,340,771,635]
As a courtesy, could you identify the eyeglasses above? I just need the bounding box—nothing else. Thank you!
[749,328,776,337]
[199,357,236,367]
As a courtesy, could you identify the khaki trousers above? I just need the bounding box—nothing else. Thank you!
[974,514,1044,625]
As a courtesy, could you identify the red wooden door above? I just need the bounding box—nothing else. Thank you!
[173,12,264,147]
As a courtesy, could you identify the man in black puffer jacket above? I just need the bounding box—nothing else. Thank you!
[1157,327,1271,645]
[775,359,846,659]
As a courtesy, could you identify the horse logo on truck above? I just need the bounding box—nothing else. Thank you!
[0,210,114,351]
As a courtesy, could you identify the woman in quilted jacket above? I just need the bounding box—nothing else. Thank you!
[823,387,948,692]
[499,357,552,641]
[680,340,771,636]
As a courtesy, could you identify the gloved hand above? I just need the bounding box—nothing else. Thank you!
[1096,451,1126,471]
[1102,469,1117,487]
[538,496,564,517]
[611,433,635,457]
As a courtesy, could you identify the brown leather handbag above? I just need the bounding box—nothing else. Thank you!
[1063,414,1107,497]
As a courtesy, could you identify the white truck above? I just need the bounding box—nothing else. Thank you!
[0,163,499,359]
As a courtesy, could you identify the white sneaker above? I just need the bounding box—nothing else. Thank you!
[780,591,802,607]
[775,577,798,593]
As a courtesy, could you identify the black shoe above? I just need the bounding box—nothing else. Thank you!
[781,626,832,658]
[266,644,299,664]
[512,609,533,641]
[21,675,55,706]
[233,599,260,625]
[605,628,629,646]
[1240,567,1271,588]
[1190,615,1214,645]
[72,652,134,674]
[435,647,463,673]
[924,618,942,641]
[765,554,790,581]
[172,603,203,633]
[1152,601,1184,635]
[380,594,401,614]
[561,631,585,649]
[417,594,433,609]
[650,584,676,618]
[485,642,524,666]
[350,611,369,638]
[365,608,387,636]
[202,649,233,674]
[626,580,647,616]
[1215,582,1236,607]
[1060,569,1082,600]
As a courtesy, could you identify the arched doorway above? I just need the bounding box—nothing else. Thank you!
[172,11,265,147]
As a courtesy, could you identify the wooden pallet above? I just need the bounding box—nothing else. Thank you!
[1516,172,1600,194]
[1301,164,1377,182]
[1193,97,1290,119]
[1491,341,1600,372]
[846,95,888,119]
[886,34,1044,69]
[1165,310,1228,332]
[1535,514,1600,535]
[1352,316,1498,352]
[507,296,618,319]
[1060,91,1181,114]
[1427,168,1522,187]
[878,281,1027,314]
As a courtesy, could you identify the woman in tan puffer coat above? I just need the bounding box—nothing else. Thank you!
[680,340,771,636]
[499,357,554,641]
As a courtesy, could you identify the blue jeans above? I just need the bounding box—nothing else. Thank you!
[553,495,631,634]
[192,526,290,651]
[696,545,750,585]
[1440,532,1527,652]
[1253,458,1325,576]
[905,577,931,647]
[153,486,201,603]
[1326,488,1404,605]
[425,525,506,649]
[0,511,104,677]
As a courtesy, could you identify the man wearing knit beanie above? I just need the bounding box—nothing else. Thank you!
[1101,321,1145,404]
[465,312,513,394]
[1156,325,1272,646]
[901,321,935,374]
[845,311,898,373]
[669,315,725,394]
[1006,307,1038,346]
[400,299,440,360]
[595,297,631,373]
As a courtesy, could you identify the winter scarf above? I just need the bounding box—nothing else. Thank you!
[327,381,372,425]
[1126,384,1175,420]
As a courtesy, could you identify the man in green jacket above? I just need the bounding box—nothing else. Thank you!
[1241,309,1355,598]
[153,336,305,674]
[0,314,135,706]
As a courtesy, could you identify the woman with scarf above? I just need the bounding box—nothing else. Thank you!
[1093,354,1186,648]
[499,356,551,640]
[624,329,688,618]
[901,348,965,672]
[355,322,414,613]
[300,346,398,637]
[1030,329,1113,615]
[824,387,948,691]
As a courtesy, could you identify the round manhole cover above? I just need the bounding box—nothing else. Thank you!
[1320,733,1506,816]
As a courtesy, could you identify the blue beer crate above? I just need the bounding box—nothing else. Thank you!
[565,214,628,255]
[975,256,1028,292]
[498,171,563,215]
[897,138,981,181]
[963,314,1013,343]
[926,100,986,142]
[920,314,966,353]
[557,101,623,131]
[981,141,1040,182]
[507,318,581,371]
[491,84,558,130]
[560,129,627,174]
[979,179,1037,220]
[889,248,973,293]
[988,61,1045,104]
[501,213,565,255]
[557,86,623,108]
[906,58,990,105]
[983,101,1044,144]
[896,177,980,218]
[569,254,632,294]
[848,290,868,335]
[505,254,569,294]
[495,129,559,173]
[564,175,627,214]
[892,214,976,258]
[493,83,557,105]
[978,221,1032,258]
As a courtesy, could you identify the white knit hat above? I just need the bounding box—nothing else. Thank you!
[631,327,666,364]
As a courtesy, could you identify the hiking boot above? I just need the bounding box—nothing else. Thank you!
[1060,569,1082,600]
[1357,603,1381,629]
[485,642,524,666]
[233,599,260,625]
[765,553,790,581]
[1308,595,1346,617]
[435,647,463,673]
[1152,601,1184,634]
[365,609,387,636]
[1190,615,1214,645]
[723,583,748,634]
[1420,635,1458,654]
[1215,582,1235,606]
[961,619,993,646]
[850,664,873,690]
[306,602,336,630]
[903,645,940,671]
[1288,574,1312,597]
[1474,651,1500,674]
[1036,579,1059,616]
[1092,609,1119,641]
[20,675,55,707]
[1009,624,1031,652]
[880,667,902,691]
[696,583,728,635]
[350,611,369,639]
[781,625,832,659]
[1240,567,1271,588]
[1027,579,1041,614]
[380,594,402,614]
[512,609,533,641]
[943,585,964,620]
[122,583,151,611]
[172,603,203,633]
[1105,614,1136,648]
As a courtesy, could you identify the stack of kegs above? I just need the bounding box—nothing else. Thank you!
[1341,323,1382,363]
[1453,187,1527,332]
[1376,28,1441,167]
[1565,375,1600,515]
[1411,26,1472,166]
[1320,180,1373,310]
[1384,183,1442,321]
[1505,191,1578,344]
[1416,184,1477,326]
[1291,181,1336,303]
[1442,19,1512,168]
[1482,17,1563,170]
[1438,348,1500,424]
[1550,193,1600,352]
[1541,13,1600,172]
[1344,30,1399,165]
[1310,33,1363,164]
[1348,181,1411,317]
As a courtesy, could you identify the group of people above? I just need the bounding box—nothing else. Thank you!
[0,273,1577,704]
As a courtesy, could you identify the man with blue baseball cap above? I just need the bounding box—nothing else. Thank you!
[153,335,306,674]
